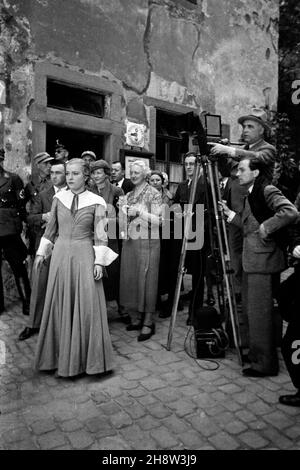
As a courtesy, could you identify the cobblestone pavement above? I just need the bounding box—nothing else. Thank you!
[0,297,300,451]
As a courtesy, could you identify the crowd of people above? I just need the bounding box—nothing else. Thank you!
[0,109,300,407]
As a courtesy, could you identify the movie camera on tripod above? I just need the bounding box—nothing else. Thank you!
[166,111,245,365]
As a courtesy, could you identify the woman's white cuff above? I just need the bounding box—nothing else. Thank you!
[36,237,54,258]
[93,245,118,266]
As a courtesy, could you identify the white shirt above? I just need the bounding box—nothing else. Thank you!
[227,184,253,222]
[116,178,124,188]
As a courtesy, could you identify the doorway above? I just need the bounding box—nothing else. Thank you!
[46,124,105,160]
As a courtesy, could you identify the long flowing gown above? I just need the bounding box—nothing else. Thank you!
[34,189,117,377]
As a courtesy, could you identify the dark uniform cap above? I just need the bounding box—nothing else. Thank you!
[0,148,5,161]
[55,140,67,151]
[34,152,54,165]
[90,159,110,172]
[81,150,97,160]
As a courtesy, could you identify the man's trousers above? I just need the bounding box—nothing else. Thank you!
[27,257,50,328]
[243,272,279,375]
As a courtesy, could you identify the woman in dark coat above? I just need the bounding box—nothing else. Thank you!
[90,160,127,322]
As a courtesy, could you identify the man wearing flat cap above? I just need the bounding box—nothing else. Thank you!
[210,108,276,178]
[0,148,31,316]
[210,109,277,345]
[81,150,97,166]
[24,152,54,257]
[25,152,54,203]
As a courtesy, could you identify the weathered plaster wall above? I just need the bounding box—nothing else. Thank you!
[0,0,279,302]
[0,0,279,167]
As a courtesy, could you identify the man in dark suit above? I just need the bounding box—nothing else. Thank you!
[279,220,300,406]
[161,152,206,322]
[111,161,134,194]
[25,152,54,257]
[18,162,67,340]
[213,108,276,344]
[221,157,298,376]
[0,148,31,316]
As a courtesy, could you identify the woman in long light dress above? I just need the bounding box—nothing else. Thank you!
[34,159,117,378]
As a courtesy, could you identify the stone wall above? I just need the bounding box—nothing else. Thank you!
[0,0,279,173]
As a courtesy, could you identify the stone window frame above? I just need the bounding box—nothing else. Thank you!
[144,96,199,188]
[175,0,198,9]
[30,62,123,166]
[144,96,198,154]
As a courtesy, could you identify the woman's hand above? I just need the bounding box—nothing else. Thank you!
[34,255,45,270]
[127,205,142,218]
[94,264,103,280]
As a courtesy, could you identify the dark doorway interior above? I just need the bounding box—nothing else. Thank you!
[46,124,105,160]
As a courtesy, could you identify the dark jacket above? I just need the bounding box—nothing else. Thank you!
[233,139,276,181]
[0,170,26,237]
[92,178,123,214]
[25,175,52,205]
[232,185,298,274]
[92,178,123,252]
[173,176,207,252]
[120,178,134,195]
[27,185,55,251]
[248,177,299,249]
[219,139,276,185]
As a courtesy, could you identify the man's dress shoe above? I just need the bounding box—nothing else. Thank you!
[119,314,131,325]
[279,391,300,407]
[242,368,268,378]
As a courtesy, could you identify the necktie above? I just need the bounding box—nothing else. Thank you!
[70,193,78,216]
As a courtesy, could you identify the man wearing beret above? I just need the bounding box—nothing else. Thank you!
[0,148,31,316]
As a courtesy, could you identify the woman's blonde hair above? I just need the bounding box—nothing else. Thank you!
[66,158,90,178]
[130,159,151,179]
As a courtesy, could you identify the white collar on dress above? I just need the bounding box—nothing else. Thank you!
[54,189,107,210]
